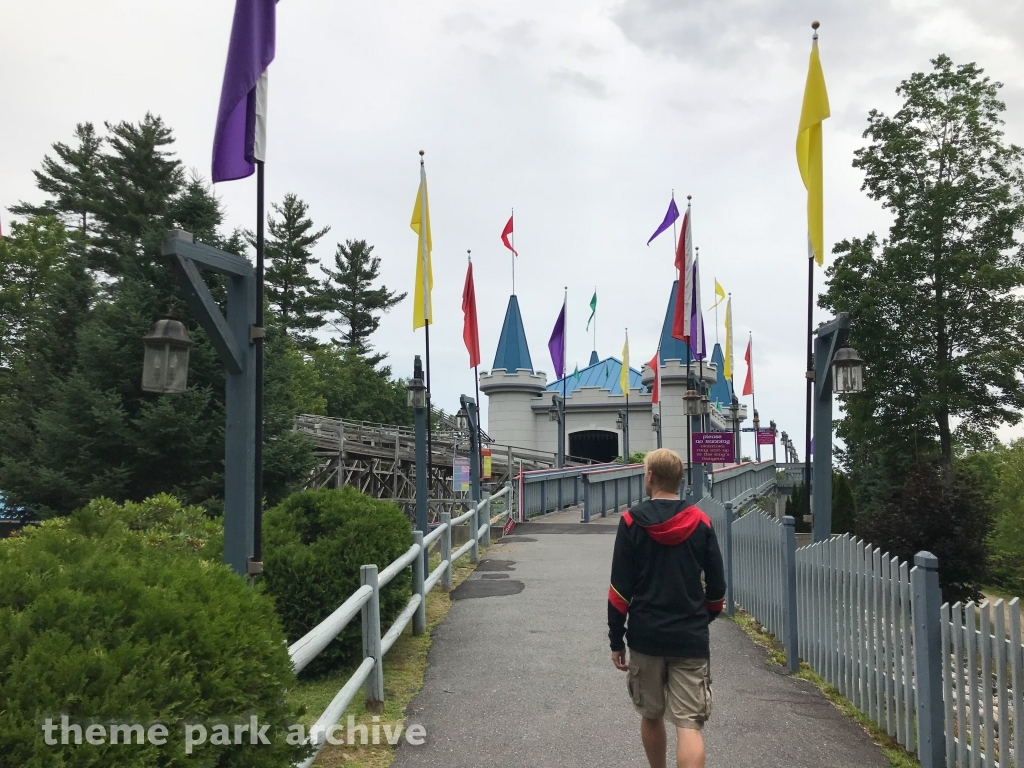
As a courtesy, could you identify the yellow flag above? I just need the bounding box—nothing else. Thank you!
[620,331,630,394]
[796,36,830,266]
[724,297,733,382]
[410,167,433,329]
[710,279,726,310]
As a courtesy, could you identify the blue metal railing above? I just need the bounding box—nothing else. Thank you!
[581,464,646,523]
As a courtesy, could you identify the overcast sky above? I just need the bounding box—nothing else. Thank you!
[5,0,1024,456]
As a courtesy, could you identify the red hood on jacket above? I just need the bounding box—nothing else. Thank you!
[622,501,710,545]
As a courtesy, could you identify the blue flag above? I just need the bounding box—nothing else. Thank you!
[646,197,680,245]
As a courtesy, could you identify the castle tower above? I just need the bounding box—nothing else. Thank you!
[479,296,547,449]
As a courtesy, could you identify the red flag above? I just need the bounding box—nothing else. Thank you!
[462,260,481,368]
[500,215,518,256]
[647,349,660,404]
[742,337,754,396]
[671,210,692,340]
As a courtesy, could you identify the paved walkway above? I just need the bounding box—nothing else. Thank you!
[394,508,889,768]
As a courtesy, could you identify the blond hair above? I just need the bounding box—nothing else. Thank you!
[644,448,684,494]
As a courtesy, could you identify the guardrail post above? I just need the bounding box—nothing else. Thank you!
[440,511,452,591]
[614,477,619,514]
[540,481,547,517]
[481,491,491,546]
[724,502,735,617]
[601,481,607,518]
[781,516,799,672]
[469,501,479,564]
[412,532,426,636]
[582,478,591,523]
[360,564,384,712]
[912,551,946,768]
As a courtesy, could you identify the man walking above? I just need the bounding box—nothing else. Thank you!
[608,448,726,768]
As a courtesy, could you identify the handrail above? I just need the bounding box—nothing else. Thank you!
[378,542,422,589]
[289,480,512,766]
[289,585,375,674]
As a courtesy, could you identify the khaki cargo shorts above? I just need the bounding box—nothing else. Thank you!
[626,650,712,730]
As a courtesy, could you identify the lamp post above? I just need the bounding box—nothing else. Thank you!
[459,395,482,504]
[548,393,565,468]
[652,413,662,449]
[811,312,866,542]
[729,395,740,464]
[407,357,428,535]
[769,419,778,463]
[616,410,628,461]
[155,231,256,577]
[753,409,761,462]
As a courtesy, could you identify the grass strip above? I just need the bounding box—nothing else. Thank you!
[288,551,479,767]
[728,609,920,768]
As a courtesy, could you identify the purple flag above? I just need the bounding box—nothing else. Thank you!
[646,197,680,245]
[690,257,706,360]
[212,0,277,183]
[548,299,566,380]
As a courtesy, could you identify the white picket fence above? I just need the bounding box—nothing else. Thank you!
[796,535,919,750]
[942,599,1024,768]
[733,510,787,641]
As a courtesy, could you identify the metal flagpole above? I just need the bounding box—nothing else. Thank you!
[511,208,515,296]
[470,250,483,477]
[562,287,567,466]
[750,333,759,462]
[714,277,720,347]
[686,342,692,489]
[804,238,813,519]
[419,151,433,510]
[253,160,265,567]
[593,285,597,354]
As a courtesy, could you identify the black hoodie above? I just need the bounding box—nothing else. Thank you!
[607,498,726,658]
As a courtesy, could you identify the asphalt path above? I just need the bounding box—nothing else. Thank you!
[392,509,890,768]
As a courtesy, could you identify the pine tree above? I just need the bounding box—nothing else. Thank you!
[258,194,330,348]
[9,123,104,236]
[322,239,406,363]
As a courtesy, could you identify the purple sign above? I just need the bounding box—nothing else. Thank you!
[757,429,776,446]
[692,432,735,464]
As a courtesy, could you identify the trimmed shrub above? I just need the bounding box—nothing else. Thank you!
[262,487,413,677]
[0,506,308,767]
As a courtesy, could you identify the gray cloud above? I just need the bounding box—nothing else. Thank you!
[549,68,609,99]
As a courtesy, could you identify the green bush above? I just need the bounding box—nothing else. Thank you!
[261,487,413,677]
[0,505,308,767]
[986,440,1024,595]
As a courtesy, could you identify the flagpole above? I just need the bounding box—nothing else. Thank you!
[593,285,597,354]
[750,333,759,463]
[510,208,515,296]
[419,151,433,507]
[714,277,720,347]
[805,238,814,512]
[671,190,678,279]
[803,21,821,529]
[253,159,265,566]
[470,250,482,474]
[562,287,568,467]
[686,341,692,491]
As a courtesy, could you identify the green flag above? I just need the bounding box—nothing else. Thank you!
[572,364,580,382]
[586,291,597,330]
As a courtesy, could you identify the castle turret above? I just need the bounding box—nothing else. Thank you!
[479,296,546,449]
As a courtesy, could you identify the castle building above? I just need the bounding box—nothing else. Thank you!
[480,282,748,464]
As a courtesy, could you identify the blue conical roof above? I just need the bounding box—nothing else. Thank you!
[589,349,600,366]
[492,295,534,372]
[546,356,646,397]
[709,342,733,410]
[659,280,691,363]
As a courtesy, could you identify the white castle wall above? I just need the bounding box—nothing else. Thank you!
[479,368,547,450]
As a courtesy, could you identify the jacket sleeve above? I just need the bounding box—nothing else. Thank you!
[703,524,727,621]
[608,517,633,651]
